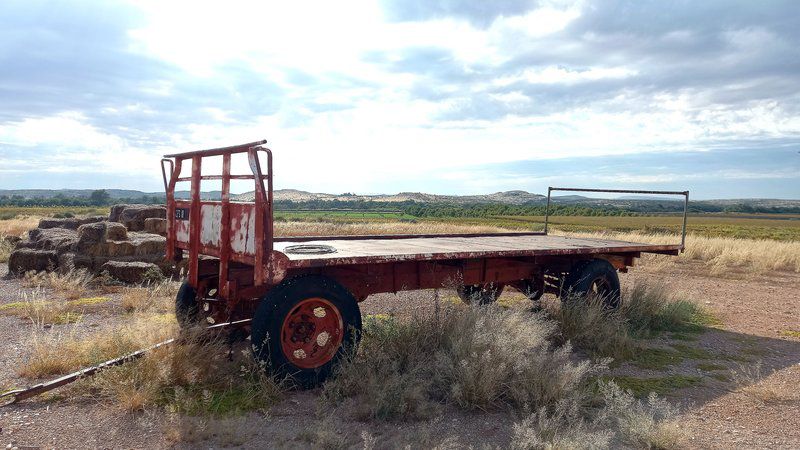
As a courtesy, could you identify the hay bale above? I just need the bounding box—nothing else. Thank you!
[58,252,92,272]
[38,216,105,230]
[105,222,128,240]
[110,205,166,231]
[8,248,58,274]
[107,240,136,257]
[76,223,112,256]
[109,204,129,223]
[100,261,161,284]
[128,232,166,256]
[77,222,107,245]
[76,222,127,250]
[21,228,78,253]
[38,218,74,229]
[144,217,167,236]
[79,215,107,226]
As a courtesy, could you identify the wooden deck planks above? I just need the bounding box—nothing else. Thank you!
[274,234,681,267]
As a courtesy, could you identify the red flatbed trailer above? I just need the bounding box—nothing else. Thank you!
[160,140,688,386]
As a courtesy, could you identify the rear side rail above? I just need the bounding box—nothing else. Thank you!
[544,187,690,251]
[160,140,274,292]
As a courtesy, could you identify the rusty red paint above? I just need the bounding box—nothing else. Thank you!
[161,140,683,325]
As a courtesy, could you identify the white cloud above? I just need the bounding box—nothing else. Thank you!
[0,112,159,174]
[0,0,798,197]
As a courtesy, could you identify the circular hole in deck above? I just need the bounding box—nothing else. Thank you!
[283,244,337,255]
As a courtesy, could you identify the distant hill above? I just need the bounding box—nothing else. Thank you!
[234,189,547,205]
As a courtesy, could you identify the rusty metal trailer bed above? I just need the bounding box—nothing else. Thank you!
[0,139,689,405]
[155,140,687,386]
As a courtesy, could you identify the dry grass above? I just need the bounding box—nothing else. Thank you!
[0,215,39,237]
[121,280,178,314]
[164,414,252,447]
[164,416,252,447]
[323,302,602,421]
[23,268,96,300]
[0,289,111,326]
[597,382,685,449]
[510,401,614,449]
[731,362,795,404]
[560,230,800,273]
[19,318,172,378]
[511,382,685,449]
[544,282,709,361]
[20,318,283,415]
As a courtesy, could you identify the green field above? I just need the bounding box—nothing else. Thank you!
[272,210,800,241]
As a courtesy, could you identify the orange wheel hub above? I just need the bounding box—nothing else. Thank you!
[280,298,344,369]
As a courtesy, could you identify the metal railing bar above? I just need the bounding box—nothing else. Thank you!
[546,187,690,252]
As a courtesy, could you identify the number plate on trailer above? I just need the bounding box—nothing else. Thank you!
[175,208,190,220]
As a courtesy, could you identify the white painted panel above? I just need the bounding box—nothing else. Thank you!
[246,212,255,254]
[200,204,222,247]
[176,219,190,243]
[230,209,256,255]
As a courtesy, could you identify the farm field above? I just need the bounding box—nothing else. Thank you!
[4,206,800,241]
[272,210,800,241]
[1,211,799,448]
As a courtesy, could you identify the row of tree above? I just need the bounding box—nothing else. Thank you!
[0,190,165,207]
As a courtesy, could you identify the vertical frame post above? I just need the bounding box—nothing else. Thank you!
[544,187,552,235]
[248,148,267,286]
[263,148,274,254]
[164,159,182,261]
[681,191,689,252]
[188,155,202,287]
[219,153,232,298]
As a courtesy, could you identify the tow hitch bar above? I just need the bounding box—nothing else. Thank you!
[0,319,251,406]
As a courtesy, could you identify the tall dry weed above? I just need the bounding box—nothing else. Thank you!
[545,282,709,360]
[560,230,800,273]
[21,320,282,415]
[597,382,685,449]
[0,216,39,237]
[23,268,95,300]
[323,304,602,420]
[121,280,179,313]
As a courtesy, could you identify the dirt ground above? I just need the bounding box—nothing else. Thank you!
[1,258,799,449]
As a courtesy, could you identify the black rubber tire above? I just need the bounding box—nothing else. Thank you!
[250,275,362,388]
[175,281,200,328]
[561,259,621,308]
[457,283,505,305]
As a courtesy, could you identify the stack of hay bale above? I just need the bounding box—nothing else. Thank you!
[7,205,172,283]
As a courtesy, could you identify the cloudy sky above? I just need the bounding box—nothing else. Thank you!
[1,0,799,199]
